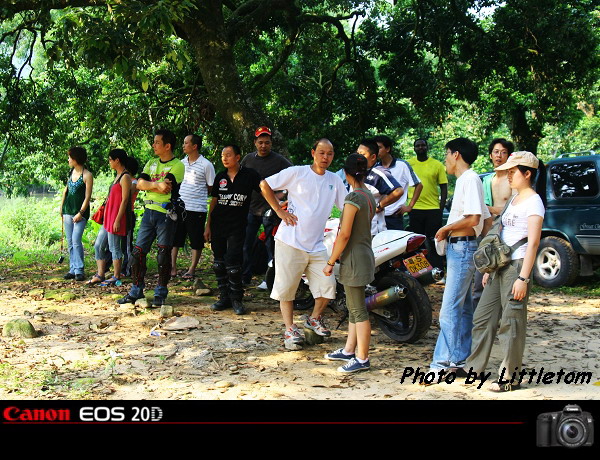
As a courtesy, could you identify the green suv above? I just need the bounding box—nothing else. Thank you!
[534,151,600,287]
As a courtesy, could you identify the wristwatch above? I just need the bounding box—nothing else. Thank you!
[517,276,530,283]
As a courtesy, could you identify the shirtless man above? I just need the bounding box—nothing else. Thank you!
[473,138,515,309]
[484,138,515,216]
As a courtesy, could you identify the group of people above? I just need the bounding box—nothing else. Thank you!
[59,127,545,383]
[428,138,545,392]
[60,147,139,285]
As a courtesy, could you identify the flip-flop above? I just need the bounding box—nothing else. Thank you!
[181,273,195,280]
[489,380,521,392]
[87,274,105,285]
[99,276,121,287]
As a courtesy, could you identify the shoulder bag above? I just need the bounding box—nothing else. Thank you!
[473,198,527,274]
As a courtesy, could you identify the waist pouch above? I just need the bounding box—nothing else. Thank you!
[473,233,526,274]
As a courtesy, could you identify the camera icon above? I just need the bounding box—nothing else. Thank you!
[537,405,594,448]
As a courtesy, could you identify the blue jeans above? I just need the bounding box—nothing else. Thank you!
[94,226,110,261]
[128,208,175,299]
[63,214,87,275]
[107,232,124,260]
[431,239,478,370]
[95,226,125,261]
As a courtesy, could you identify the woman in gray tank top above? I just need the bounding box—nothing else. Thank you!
[323,153,376,373]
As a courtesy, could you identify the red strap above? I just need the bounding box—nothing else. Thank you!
[353,189,374,219]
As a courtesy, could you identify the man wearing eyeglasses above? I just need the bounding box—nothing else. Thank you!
[483,138,515,216]
[473,138,516,309]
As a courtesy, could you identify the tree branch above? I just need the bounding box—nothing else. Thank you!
[0,133,12,170]
[296,12,362,60]
[448,0,485,35]
[1,0,107,17]
[226,0,300,44]
[222,0,238,11]
[250,27,299,92]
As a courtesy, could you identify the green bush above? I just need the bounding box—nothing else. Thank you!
[0,197,62,248]
[0,172,114,251]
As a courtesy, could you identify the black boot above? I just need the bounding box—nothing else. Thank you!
[211,260,231,311]
[227,265,246,315]
[130,245,147,289]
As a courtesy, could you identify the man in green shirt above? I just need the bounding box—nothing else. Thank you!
[118,129,185,307]
[406,139,448,271]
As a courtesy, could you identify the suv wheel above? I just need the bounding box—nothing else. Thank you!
[533,236,580,288]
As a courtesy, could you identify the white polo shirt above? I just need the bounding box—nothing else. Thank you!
[179,155,216,212]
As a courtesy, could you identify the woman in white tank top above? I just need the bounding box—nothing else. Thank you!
[463,151,545,392]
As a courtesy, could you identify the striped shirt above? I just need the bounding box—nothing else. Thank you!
[365,166,401,235]
[179,155,216,212]
[378,157,420,216]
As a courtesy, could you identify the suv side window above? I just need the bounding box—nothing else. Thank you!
[550,161,599,198]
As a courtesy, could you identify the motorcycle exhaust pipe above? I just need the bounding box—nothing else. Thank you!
[431,267,444,282]
[365,285,407,310]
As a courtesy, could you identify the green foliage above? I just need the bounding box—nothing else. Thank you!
[0,0,598,192]
[0,197,63,248]
[0,186,109,250]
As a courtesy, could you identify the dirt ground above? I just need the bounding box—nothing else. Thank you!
[0,260,599,401]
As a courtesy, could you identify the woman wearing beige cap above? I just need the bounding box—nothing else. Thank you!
[462,151,545,392]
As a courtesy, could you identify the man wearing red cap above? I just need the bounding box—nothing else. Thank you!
[240,126,292,285]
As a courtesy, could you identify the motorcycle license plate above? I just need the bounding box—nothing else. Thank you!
[403,252,433,277]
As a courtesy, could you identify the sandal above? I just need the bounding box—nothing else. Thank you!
[87,273,105,285]
[181,272,195,280]
[99,276,121,287]
[489,380,521,392]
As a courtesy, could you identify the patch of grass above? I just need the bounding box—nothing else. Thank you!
[0,363,96,399]
[532,272,600,298]
[1,248,59,270]
[44,289,78,301]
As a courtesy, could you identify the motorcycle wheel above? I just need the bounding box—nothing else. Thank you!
[265,265,314,310]
[371,271,432,343]
[293,279,315,310]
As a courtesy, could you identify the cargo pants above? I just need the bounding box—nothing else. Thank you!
[466,259,530,378]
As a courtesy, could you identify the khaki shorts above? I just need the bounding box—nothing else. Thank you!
[270,239,337,301]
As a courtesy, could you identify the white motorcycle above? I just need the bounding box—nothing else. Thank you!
[266,219,443,343]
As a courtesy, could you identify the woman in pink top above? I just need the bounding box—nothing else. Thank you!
[89,149,132,285]
[121,156,140,277]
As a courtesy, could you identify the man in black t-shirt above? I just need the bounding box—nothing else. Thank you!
[204,144,262,315]
[240,126,292,284]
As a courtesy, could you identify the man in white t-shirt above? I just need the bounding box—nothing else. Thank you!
[260,138,347,350]
[427,137,491,378]
[373,134,423,230]
[171,134,215,279]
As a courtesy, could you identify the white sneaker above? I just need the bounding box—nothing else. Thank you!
[302,314,331,337]
[257,280,268,290]
[284,325,304,350]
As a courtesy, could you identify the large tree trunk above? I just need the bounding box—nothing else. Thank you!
[508,105,542,156]
[178,1,280,151]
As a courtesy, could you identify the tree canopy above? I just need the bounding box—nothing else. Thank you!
[0,0,598,195]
